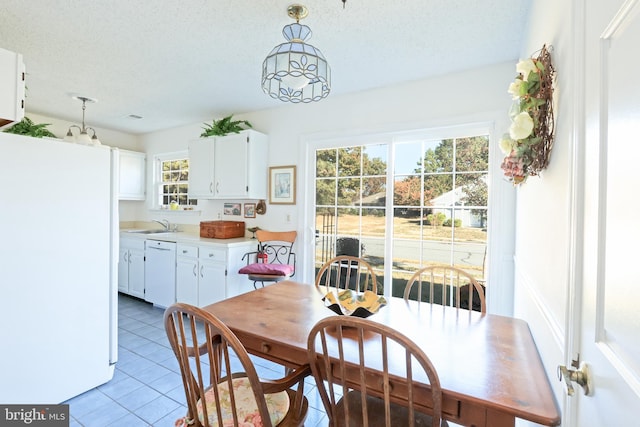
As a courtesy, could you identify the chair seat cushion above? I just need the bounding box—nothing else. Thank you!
[177,377,290,427]
[238,263,295,276]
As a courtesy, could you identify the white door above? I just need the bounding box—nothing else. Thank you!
[568,0,640,424]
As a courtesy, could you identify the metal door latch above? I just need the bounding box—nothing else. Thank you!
[557,355,593,396]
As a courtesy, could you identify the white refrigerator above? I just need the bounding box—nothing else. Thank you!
[0,132,119,403]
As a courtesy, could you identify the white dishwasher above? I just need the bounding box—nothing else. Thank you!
[144,239,176,308]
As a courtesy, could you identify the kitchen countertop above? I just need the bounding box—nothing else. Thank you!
[120,228,256,248]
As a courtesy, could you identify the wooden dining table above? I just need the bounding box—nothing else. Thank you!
[203,280,561,427]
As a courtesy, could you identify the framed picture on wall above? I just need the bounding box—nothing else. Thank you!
[269,165,296,205]
[244,203,256,218]
[223,203,242,216]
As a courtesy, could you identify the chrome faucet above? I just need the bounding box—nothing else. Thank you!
[152,219,170,231]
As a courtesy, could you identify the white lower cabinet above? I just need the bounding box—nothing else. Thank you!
[121,235,253,306]
[197,246,227,306]
[176,244,199,306]
[176,244,226,306]
[176,242,254,306]
[118,237,145,298]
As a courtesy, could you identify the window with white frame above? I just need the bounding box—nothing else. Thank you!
[313,127,489,304]
[154,151,196,208]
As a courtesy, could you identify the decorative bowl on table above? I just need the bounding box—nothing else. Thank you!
[323,289,387,318]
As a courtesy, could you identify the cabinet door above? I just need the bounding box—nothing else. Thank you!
[198,259,226,306]
[118,150,146,200]
[188,139,215,198]
[0,48,25,129]
[176,257,198,306]
[117,247,129,293]
[128,248,146,299]
[214,132,248,198]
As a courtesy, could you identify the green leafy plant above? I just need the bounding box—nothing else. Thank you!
[3,117,57,138]
[200,114,252,137]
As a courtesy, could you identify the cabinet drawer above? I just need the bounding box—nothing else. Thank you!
[177,244,198,258]
[199,247,226,262]
[120,237,145,251]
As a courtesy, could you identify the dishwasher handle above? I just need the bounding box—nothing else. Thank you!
[147,246,172,251]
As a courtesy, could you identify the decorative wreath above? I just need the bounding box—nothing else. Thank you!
[500,45,555,185]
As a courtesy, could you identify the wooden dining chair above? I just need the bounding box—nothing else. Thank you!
[238,230,297,289]
[164,303,309,427]
[403,265,486,313]
[307,316,448,427]
[315,255,379,295]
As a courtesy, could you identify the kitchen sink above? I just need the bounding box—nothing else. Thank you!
[126,229,174,234]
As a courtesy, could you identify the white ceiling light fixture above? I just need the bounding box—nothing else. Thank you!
[64,96,101,145]
[261,4,331,103]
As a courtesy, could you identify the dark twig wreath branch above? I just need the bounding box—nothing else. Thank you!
[500,44,556,184]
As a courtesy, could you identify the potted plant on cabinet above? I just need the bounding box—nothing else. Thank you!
[3,116,56,138]
[200,114,252,137]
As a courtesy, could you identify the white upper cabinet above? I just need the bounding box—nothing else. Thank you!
[0,48,25,130]
[118,149,146,200]
[188,138,215,199]
[189,130,268,200]
[214,130,268,199]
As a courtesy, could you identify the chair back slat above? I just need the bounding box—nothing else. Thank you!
[404,265,486,313]
[307,316,445,427]
[315,255,379,295]
[164,303,275,427]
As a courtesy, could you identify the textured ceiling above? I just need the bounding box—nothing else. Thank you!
[0,0,531,134]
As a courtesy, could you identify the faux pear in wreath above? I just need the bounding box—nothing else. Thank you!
[200,114,252,137]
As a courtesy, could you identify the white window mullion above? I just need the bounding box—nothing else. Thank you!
[383,141,396,299]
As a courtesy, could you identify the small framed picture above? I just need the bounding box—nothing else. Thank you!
[244,203,256,218]
[269,165,296,205]
[223,202,242,216]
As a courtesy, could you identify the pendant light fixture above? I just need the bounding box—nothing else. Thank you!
[261,4,331,103]
[64,95,101,145]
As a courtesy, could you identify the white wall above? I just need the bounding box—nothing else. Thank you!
[512,0,575,423]
[141,61,518,314]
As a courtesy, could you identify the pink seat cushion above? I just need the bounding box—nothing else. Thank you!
[175,376,290,427]
[238,263,294,276]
